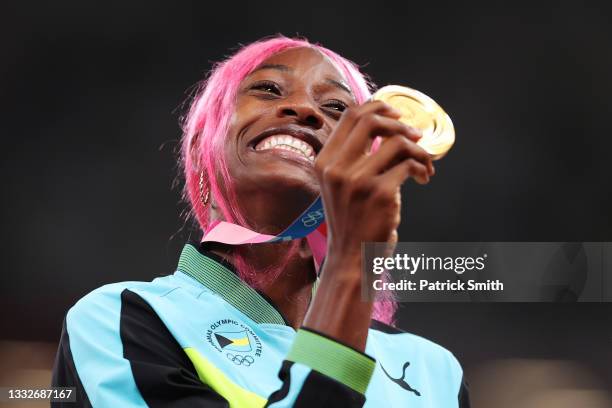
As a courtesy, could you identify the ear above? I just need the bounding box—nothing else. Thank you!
[189,132,202,169]
[207,194,222,221]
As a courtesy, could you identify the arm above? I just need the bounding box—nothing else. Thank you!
[271,101,433,406]
[266,101,433,406]
[305,100,432,351]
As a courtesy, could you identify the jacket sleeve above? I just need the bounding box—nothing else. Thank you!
[265,328,375,407]
[52,288,375,407]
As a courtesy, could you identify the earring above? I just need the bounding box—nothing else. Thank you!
[199,170,210,207]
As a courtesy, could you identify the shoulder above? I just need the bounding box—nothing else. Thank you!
[369,319,463,372]
[65,272,227,334]
[66,275,185,326]
[369,320,470,407]
[370,319,457,352]
[57,277,206,407]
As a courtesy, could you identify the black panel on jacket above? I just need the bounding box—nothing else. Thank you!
[119,289,230,407]
[266,355,366,407]
[51,320,93,408]
[459,379,471,408]
[266,360,294,406]
[293,368,366,407]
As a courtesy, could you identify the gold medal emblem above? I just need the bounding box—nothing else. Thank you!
[372,85,455,160]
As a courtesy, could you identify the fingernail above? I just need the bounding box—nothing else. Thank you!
[389,106,403,116]
[405,125,421,137]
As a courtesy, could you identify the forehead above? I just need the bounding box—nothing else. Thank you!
[253,47,346,81]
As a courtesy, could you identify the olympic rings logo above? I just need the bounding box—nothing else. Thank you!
[301,210,324,227]
[226,353,255,366]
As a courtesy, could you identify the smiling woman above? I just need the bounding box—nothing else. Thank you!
[51,36,469,408]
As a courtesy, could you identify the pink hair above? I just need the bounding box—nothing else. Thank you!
[181,35,396,325]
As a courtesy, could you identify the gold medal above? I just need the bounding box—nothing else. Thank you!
[372,85,455,160]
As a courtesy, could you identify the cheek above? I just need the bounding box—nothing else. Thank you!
[227,106,242,135]
[231,98,269,129]
[226,101,257,155]
[235,97,280,133]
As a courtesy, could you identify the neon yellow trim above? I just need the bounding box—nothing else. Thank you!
[232,337,250,346]
[287,329,375,395]
[183,347,267,408]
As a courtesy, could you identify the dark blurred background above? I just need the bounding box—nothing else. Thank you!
[1,1,611,406]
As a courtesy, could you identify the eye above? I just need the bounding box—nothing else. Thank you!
[249,80,282,96]
[322,99,348,114]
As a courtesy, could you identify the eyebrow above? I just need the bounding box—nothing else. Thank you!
[248,64,353,96]
[326,78,353,96]
[250,64,292,74]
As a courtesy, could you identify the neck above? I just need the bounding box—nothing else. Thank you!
[208,238,316,329]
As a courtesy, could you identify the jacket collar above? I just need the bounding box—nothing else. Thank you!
[176,243,288,325]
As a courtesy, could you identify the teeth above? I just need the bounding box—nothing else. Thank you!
[255,134,315,162]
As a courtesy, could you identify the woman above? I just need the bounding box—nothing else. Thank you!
[52,36,470,407]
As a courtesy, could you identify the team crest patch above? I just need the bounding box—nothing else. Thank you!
[205,319,262,367]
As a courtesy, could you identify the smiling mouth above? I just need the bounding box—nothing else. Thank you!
[251,126,323,164]
[255,134,316,162]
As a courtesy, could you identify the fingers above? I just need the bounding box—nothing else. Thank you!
[315,100,435,239]
[379,157,432,186]
[360,134,434,176]
[337,115,422,162]
[318,101,401,164]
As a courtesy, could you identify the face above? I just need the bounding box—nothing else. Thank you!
[219,47,357,233]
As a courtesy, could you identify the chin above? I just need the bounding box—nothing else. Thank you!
[269,172,319,197]
[238,169,320,232]
[254,169,320,207]
[253,151,318,183]
[238,150,321,207]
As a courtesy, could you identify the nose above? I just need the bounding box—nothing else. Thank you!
[276,100,324,129]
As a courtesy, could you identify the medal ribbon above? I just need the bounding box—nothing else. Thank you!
[201,196,328,271]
